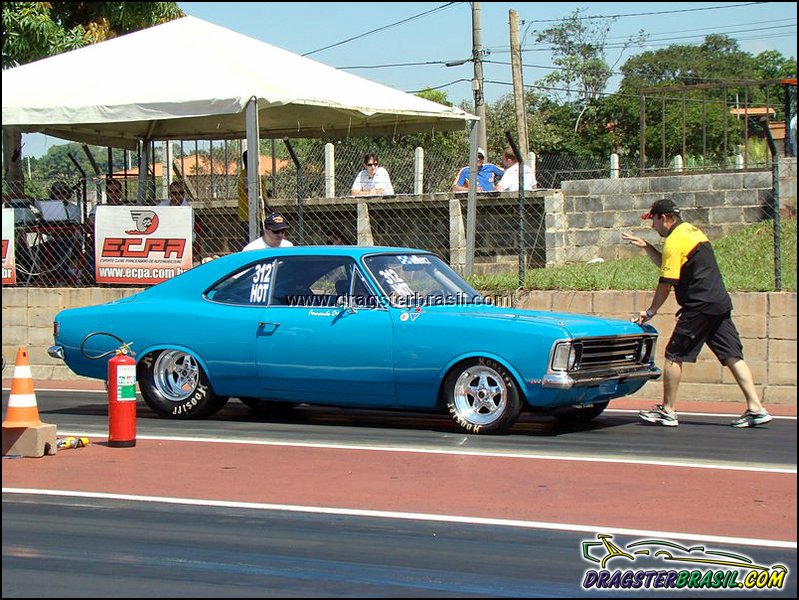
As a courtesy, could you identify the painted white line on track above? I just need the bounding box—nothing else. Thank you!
[56,430,798,474]
[8,388,797,421]
[3,487,796,551]
[609,408,797,420]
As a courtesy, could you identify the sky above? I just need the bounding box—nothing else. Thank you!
[21,1,797,158]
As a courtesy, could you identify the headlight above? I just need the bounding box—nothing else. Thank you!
[551,342,582,371]
[638,338,656,363]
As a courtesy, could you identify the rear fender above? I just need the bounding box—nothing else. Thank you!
[136,344,212,380]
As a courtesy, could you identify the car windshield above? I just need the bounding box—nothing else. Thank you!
[363,253,483,307]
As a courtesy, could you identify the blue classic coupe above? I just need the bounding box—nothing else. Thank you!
[50,247,660,434]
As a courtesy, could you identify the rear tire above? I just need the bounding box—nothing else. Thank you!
[138,350,227,419]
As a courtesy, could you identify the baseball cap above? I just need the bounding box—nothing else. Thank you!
[642,198,680,220]
[265,211,290,232]
[477,147,486,159]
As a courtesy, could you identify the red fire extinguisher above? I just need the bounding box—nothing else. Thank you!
[107,344,137,447]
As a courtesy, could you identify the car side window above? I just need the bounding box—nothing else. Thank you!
[205,260,274,305]
[270,256,355,307]
[350,269,381,308]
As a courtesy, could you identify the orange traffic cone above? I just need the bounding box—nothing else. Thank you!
[2,347,43,428]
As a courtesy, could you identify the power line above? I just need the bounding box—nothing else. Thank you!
[494,21,796,54]
[522,2,770,26]
[302,2,460,57]
[337,59,467,70]
[408,79,472,94]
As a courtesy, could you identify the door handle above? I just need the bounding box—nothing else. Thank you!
[258,321,280,334]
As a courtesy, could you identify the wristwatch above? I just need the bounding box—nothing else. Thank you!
[644,308,654,318]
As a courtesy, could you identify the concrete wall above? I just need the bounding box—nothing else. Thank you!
[3,287,795,408]
[550,160,797,264]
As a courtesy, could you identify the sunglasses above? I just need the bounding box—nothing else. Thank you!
[365,162,378,167]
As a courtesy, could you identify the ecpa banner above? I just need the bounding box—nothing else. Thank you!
[95,206,193,285]
[2,208,16,285]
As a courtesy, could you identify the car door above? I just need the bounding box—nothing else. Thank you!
[256,256,395,405]
[202,258,277,398]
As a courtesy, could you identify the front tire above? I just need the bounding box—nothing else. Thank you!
[239,397,297,413]
[138,350,227,419]
[444,358,521,434]
[552,402,609,424]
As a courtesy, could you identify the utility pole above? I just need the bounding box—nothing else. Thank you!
[509,9,528,157]
[471,2,487,153]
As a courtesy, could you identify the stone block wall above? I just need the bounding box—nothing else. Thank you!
[548,160,796,264]
[2,287,795,409]
[518,290,796,406]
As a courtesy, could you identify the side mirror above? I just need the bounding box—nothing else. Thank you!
[336,295,357,314]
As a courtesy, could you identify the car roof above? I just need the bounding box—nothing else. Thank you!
[219,245,432,264]
[141,246,436,297]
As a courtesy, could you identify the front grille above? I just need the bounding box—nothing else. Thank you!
[576,335,650,371]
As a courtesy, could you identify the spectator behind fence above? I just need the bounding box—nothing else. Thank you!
[44,181,82,284]
[89,178,125,222]
[159,181,204,261]
[243,211,294,250]
[790,113,797,157]
[452,147,504,192]
[495,147,537,192]
[86,178,127,281]
[236,150,266,245]
[351,152,394,196]
[160,181,190,206]
[48,181,81,222]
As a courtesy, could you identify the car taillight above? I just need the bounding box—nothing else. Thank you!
[53,320,59,338]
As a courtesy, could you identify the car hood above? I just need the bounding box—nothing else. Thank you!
[405,304,647,338]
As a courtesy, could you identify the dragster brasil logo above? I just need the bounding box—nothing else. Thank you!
[580,533,788,591]
[101,209,186,258]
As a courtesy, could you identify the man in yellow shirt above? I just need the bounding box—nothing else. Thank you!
[623,198,771,429]
[236,150,266,245]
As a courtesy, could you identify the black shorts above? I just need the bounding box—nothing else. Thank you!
[665,310,744,363]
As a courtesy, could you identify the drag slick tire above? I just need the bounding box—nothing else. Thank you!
[444,357,521,434]
[138,349,227,419]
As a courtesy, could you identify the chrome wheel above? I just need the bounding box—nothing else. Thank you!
[445,358,522,434]
[138,350,227,419]
[153,350,200,402]
[451,364,508,427]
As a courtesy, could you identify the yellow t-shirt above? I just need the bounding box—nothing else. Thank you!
[237,169,265,223]
[660,221,732,313]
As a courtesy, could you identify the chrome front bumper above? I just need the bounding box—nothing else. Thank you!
[541,366,662,389]
[48,345,65,360]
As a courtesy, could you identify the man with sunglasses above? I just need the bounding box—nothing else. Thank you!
[243,211,293,250]
[159,182,190,206]
[623,198,771,428]
[350,152,394,197]
[452,147,504,192]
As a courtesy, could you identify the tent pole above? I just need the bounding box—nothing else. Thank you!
[465,121,478,277]
[246,96,261,243]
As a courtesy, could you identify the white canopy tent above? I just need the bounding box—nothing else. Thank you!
[2,16,476,147]
[2,16,481,269]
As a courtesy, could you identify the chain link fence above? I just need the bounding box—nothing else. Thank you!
[3,139,791,290]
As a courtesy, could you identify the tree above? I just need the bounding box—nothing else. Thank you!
[610,34,796,161]
[532,8,646,132]
[2,2,183,192]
